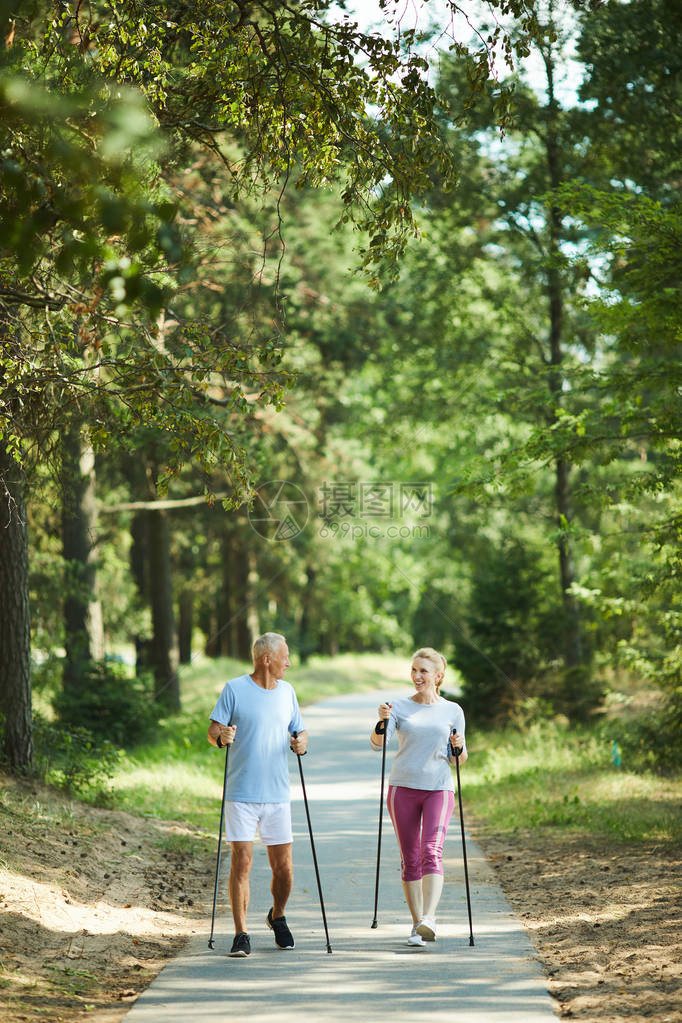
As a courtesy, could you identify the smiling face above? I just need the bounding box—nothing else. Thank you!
[410,656,442,698]
[266,640,291,679]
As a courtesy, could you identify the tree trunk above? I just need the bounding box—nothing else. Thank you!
[226,534,241,656]
[178,589,193,664]
[231,540,261,659]
[204,525,230,658]
[61,422,104,694]
[228,534,254,660]
[245,549,261,647]
[148,508,180,711]
[176,531,196,665]
[0,443,33,771]
[548,280,583,675]
[555,459,584,670]
[203,607,221,658]
[130,511,151,673]
[298,565,317,664]
[218,529,233,657]
[543,20,585,679]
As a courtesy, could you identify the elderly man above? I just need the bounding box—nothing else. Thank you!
[208,632,308,958]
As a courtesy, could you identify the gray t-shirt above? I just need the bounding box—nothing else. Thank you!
[375,696,466,792]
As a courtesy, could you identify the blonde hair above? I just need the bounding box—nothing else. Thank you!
[252,632,287,663]
[412,647,447,689]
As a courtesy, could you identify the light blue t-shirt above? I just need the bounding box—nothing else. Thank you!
[209,674,305,803]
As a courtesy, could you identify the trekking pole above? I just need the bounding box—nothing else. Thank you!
[371,716,388,928]
[208,733,230,950]
[292,733,332,953]
[451,737,475,946]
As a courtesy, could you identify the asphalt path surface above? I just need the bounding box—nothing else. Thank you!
[124,689,558,1022]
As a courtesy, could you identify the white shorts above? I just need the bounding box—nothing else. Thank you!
[223,801,292,845]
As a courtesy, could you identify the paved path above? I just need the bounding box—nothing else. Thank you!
[124,690,558,1022]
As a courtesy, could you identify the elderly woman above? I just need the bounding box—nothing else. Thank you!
[371,647,467,946]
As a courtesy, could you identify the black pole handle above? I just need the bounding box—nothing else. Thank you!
[449,736,463,758]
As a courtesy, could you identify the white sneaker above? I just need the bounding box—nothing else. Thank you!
[407,925,426,947]
[416,915,436,941]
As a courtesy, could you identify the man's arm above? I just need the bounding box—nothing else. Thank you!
[290,729,308,755]
[207,720,236,748]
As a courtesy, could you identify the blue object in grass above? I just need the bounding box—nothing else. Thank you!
[611,740,622,767]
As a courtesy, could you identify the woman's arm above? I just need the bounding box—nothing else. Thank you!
[448,730,468,765]
[370,702,392,748]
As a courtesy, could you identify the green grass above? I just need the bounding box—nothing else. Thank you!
[463,719,682,845]
[111,652,409,830]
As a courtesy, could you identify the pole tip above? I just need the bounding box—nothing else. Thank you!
[469,937,475,946]
[370,920,378,929]
[208,939,215,949]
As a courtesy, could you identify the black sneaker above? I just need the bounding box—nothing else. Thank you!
[229,932,251,957]
[266,908,295,949]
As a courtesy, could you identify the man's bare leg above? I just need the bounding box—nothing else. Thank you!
[229,841,253,933]
[267,842,293,918]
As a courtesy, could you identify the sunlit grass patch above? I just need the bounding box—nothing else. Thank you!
[113,759,223,830]
[463,720,682,845]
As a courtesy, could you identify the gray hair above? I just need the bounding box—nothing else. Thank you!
[252,632,287,663]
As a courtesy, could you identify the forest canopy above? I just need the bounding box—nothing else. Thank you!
[1,0,680,773]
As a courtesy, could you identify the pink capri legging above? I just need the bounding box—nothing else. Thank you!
[387,785,455,882]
